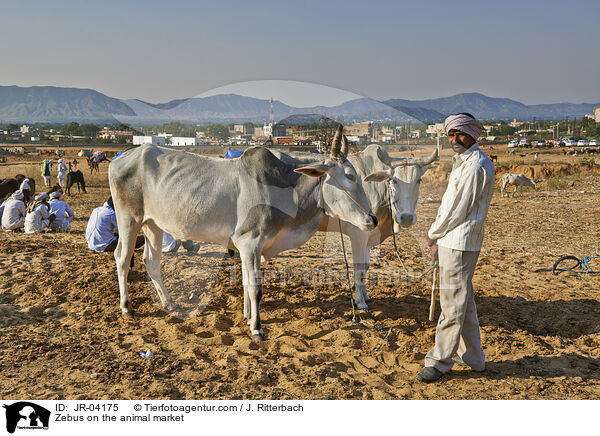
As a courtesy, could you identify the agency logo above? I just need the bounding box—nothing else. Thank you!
[3,402,50,434]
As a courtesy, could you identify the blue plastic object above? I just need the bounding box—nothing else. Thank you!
[225,149,243,159]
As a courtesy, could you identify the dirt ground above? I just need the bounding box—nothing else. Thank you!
[0,145,598,400]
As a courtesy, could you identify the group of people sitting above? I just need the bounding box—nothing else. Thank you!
[1,187,74,233]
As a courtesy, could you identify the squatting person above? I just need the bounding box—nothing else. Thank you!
[416,113,495,383]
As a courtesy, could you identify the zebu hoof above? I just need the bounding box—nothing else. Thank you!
[356,302,369,310]
[163,302,179,312]
[122,309,136,318]
[251,329,265,342]
[121,301,135,317]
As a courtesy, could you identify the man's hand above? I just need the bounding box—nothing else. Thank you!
[426,236,438,263]
[429,244,438,263]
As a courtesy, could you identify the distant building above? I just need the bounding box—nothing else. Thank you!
[263,123,272,137]
[595,106,600,123]
[509,119,524,128]
[20,125,30,134]
[345,135,367,145]
[253,127,264,138]
[234,124,253,135]
[426,123,445,137]
[99,127,134,140]
[133,136,166,146]
[345,122,373,137]
[170,137,202,146]
[263,123,286,138]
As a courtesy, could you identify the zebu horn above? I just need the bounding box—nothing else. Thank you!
[376,147,392,167]
[330,124,344,158]
[391,148,439,167]
[341,135,349,156]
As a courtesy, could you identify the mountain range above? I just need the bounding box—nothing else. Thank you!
[0,85,597,124]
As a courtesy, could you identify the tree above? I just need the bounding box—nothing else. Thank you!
[6,123,19,134]
[60,122,80,136]
[490,124,518,136]
[206,124,230,141]
[115,123,131,131]
[79,124,101,137]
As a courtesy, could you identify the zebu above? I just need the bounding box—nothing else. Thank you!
[273,140,438,309]
[109,126,380,340]
[501,173,536,197]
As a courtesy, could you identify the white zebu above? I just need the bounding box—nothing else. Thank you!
[108,126,381,340]
[501,173,536,197]
[273,141,437,309]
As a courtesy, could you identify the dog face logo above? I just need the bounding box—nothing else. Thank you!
[3,402,50,434]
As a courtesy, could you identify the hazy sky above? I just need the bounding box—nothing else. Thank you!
[3,0,599,106]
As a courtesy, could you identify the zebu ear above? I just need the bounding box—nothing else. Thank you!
[294,163,331,178]
[364,169,393,182]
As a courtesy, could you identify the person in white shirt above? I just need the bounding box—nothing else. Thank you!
[57,158,68,190]
[85,197,144,252]
[2,190,27,231]
[416,113,495,383]
[25,192,53,234]
[19,177,35,204]
[162,232,181,252]
[48,191,75,231]
[0,198,8,222]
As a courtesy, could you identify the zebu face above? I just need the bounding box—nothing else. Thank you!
[389,164,427,228]
[322,158,378,231]
[296,157,377,231]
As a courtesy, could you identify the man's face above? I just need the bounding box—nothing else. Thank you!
[448,129,476,153]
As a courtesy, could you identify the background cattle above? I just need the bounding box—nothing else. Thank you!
[501,173,536,197]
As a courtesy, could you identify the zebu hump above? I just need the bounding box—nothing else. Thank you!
[240,146,302,189]
[348,144,392,176]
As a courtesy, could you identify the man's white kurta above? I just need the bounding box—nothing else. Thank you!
[428,144,495,251]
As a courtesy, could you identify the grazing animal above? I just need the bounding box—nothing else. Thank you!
[0,178,20,200]
[109,126,381,340]
[65,170,86,194]
[273,140,438,309]
[489,155,498,163]
[501,173,536,197]
[86,156,99,175]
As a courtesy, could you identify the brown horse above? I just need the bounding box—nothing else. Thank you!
[66,170,86,194]
[0,178,19,200]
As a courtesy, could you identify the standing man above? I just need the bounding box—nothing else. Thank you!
[57,158,68,190]
[41,158,52,188]
[416,113,495,383]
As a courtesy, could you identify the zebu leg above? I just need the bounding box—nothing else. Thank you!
[350,234,370,310]
[142,221,177,312]
[238,246,264,340]
[114,216,142,315]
